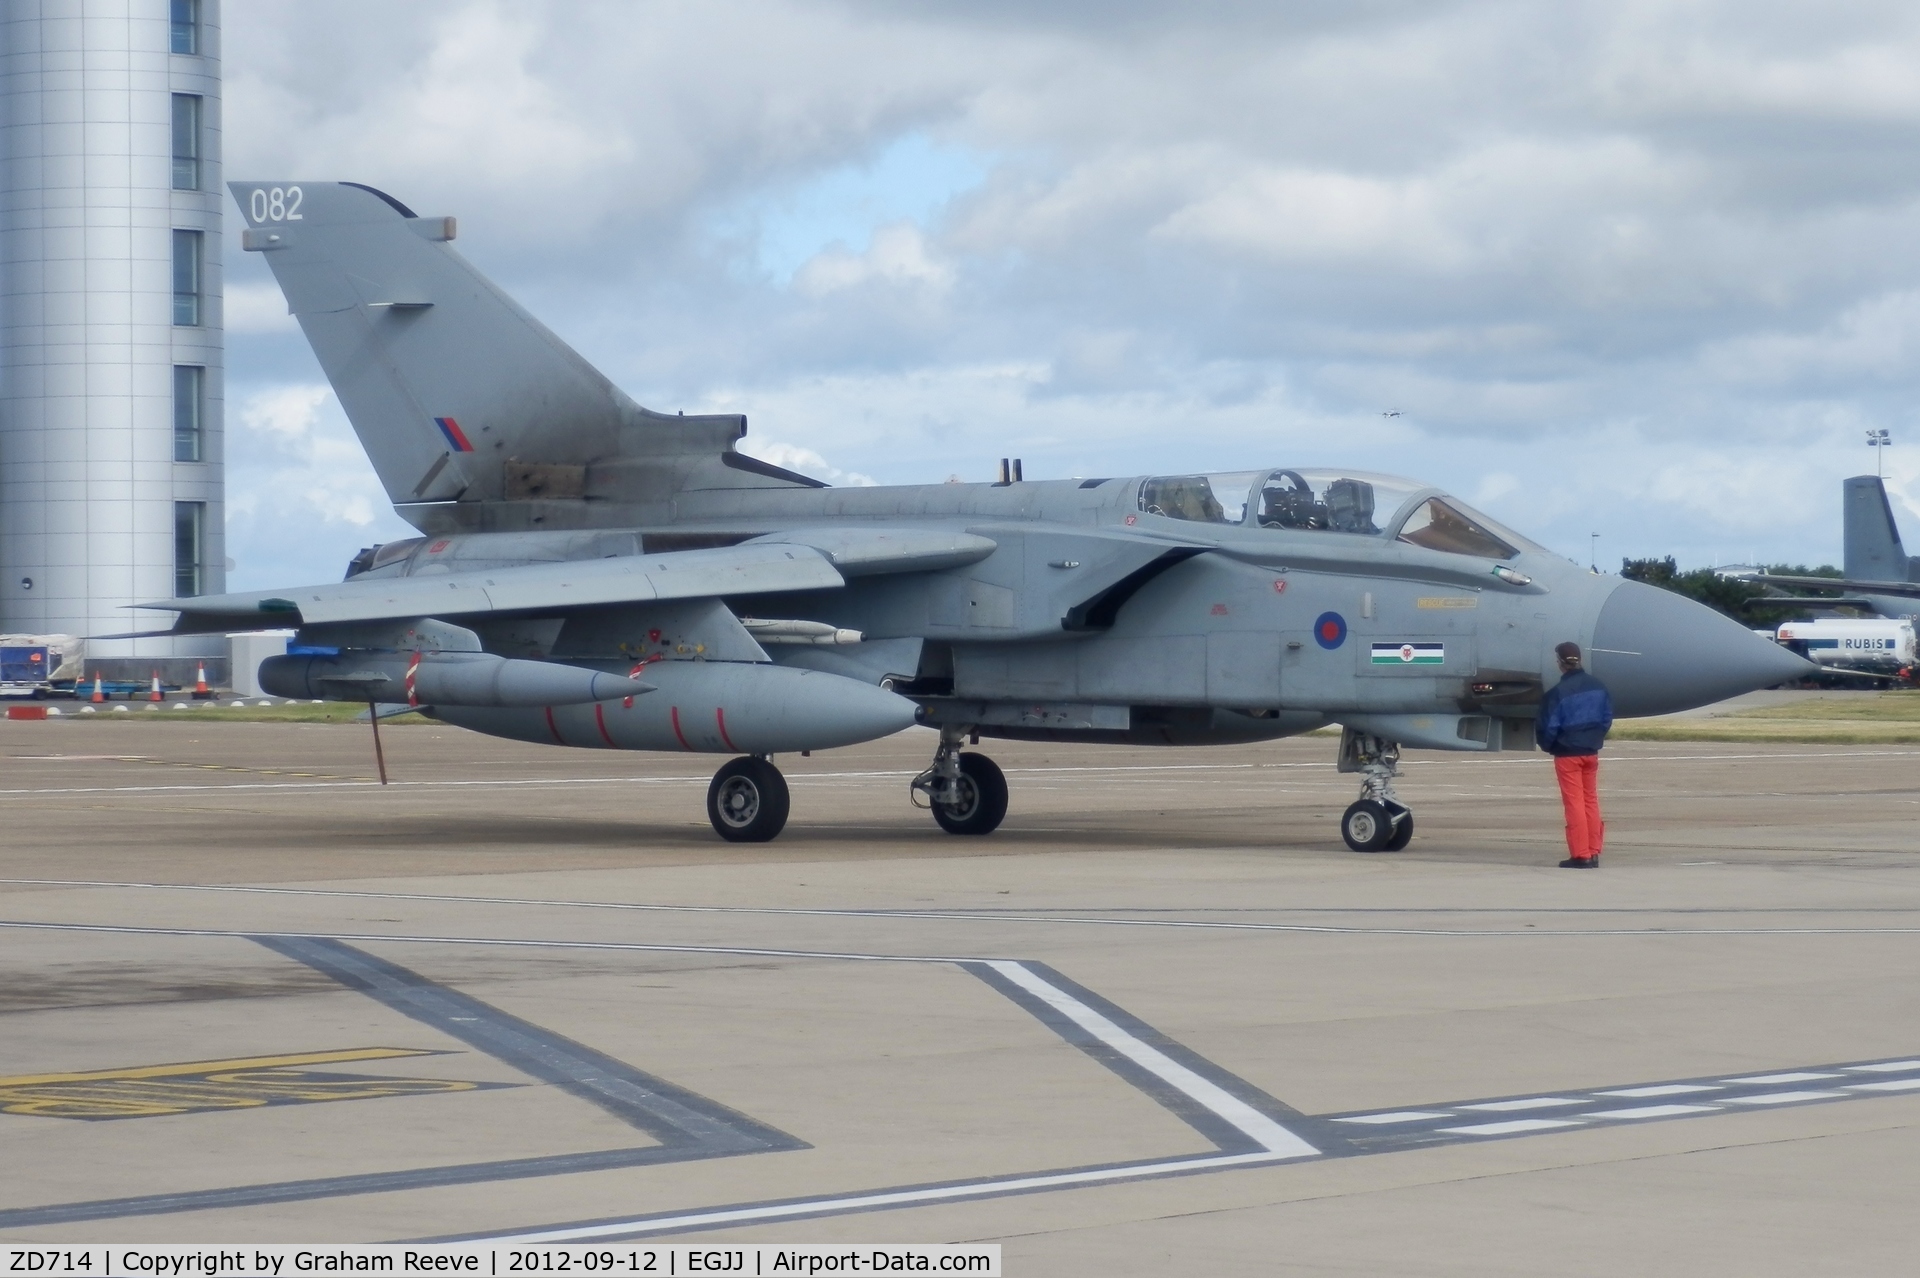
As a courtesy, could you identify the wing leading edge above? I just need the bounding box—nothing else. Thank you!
[140,542,846,630]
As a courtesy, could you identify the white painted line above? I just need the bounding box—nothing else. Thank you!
[1332,1111,1453,1125]
[479,1150,1291,1243]
[15,880,1920,940]
[983,961,1317,1158]
[1459,1097,1584,1112]
[1847,1078,1920,1093]
[1595,1084,1723,1098]
[0,918,968,964]
[1438,1118,1584,1136]
[1847,1060,1920,1073]
[1721,1090,1844,1105]
[1722,1072,1841,1084]
[1585,1104,1720,1120]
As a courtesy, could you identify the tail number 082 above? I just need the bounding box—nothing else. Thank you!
[249,186,303,223]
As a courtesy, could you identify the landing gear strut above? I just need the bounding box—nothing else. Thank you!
[1337,728,1412,852]
[707,756,790,842]
[911,728,1008,836]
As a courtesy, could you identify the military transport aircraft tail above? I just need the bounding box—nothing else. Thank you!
[1843,476,1916,584]
[230,181,818,533]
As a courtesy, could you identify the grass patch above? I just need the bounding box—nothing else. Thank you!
[1612,690,1920,743]
[1725,691,1920,722]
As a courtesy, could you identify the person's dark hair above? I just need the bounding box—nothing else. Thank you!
[1555,641,1583,667]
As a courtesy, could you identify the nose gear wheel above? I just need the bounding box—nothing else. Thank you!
[911,731,1009,835]
[1337,728,1413,852]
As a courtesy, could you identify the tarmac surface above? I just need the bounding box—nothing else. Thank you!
[1,712,1917,1273]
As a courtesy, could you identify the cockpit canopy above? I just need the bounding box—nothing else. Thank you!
[1136,468,1539,560]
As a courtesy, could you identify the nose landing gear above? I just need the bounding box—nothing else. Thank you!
[911,728,1008,835]
[707,755,790,842]
[1338,728,1413,852]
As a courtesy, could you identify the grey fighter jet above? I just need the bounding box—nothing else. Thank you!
[141,181,1812,849]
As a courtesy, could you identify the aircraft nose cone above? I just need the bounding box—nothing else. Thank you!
[1587,579,1815,717]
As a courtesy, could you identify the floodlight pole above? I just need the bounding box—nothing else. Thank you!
[1869,428,1891,479]
[1590,532,1600,573]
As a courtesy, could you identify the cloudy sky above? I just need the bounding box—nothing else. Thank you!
[220,0,1920,589]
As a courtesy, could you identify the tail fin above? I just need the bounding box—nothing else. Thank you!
[1843,475,1917,583]
[230,181,814,527]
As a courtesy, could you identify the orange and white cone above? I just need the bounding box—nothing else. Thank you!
[148,670,163,702]
[193,663,210,696]
[90,674,104,703]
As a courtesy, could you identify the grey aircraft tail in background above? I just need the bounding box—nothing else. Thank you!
[137,180,1812,849]
[1843,476,1920,619]
[1737,476,1920,620]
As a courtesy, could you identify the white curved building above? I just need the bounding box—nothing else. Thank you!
[0,0,223,674]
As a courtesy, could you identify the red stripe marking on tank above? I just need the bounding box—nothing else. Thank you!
[593,701,616,748]
[670,706,693,751]
[544,706,565,745]
[715,706,739,753]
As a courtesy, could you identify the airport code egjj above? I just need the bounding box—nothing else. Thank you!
[3,1251,999,1278]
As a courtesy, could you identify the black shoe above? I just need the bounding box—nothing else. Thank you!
[1558,857,1597,869]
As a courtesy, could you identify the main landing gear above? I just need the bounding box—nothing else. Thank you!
[1337,728,1413,853]
[707,756,790,842]
[911,728,1008,836]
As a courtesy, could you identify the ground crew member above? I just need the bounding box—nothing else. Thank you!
[1536,641,1613,868]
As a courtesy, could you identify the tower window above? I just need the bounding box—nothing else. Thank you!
[172,229,201,326]
[173,366,204,462]
[170,0,199,54]
[171,94,201,190]
[174,502,205,598]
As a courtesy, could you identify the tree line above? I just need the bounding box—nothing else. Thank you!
[1619,558,1844,620]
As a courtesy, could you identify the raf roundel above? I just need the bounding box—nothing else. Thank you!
[1313,611,1347,650]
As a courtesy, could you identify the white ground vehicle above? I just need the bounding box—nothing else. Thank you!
[1774,618,1917,677]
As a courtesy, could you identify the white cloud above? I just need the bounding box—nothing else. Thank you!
[793,222,954,296]
[223,281,299,334]
[237,384,329,441]
[215,0,1920,583]
[224,384,414,588]
[736,438,877,487]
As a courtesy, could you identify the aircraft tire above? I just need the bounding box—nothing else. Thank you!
[931,753,1008,836]
[1382,805,1414,851]
[707,757,791,843]
[1341,799,1395,852]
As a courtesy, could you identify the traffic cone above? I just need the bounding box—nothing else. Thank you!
[90,674,104,704]
[192,662,211,699]
[148,670,163,702]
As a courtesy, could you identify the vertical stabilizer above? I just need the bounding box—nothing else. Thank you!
[1843,476,1917,584]
[230,181,814,530]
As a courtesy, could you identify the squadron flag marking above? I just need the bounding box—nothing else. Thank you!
[1373,642,1445,665]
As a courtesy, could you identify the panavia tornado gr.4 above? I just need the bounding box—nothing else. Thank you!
[142,181,1813,849]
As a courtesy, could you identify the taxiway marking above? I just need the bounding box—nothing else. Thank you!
[981,960,1316,1158]
[1585,1104,1718,1120]
[1439,1118,1581,1136]
[470,1151,1294,1244]
[4,913,1918,1238]
[0,1046,426,1087]
[10,882,1920,938]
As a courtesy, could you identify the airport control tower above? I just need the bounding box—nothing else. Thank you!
[0,0,224,677]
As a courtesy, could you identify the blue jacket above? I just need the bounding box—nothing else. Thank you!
[1536,668,1614,756]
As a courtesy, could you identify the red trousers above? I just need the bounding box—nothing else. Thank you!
[1554,754,1604,860]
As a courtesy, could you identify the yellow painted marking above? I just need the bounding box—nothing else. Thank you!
[0,1048,487,1120]
[1417,596,1477,609]
[0,1046,429,1088]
